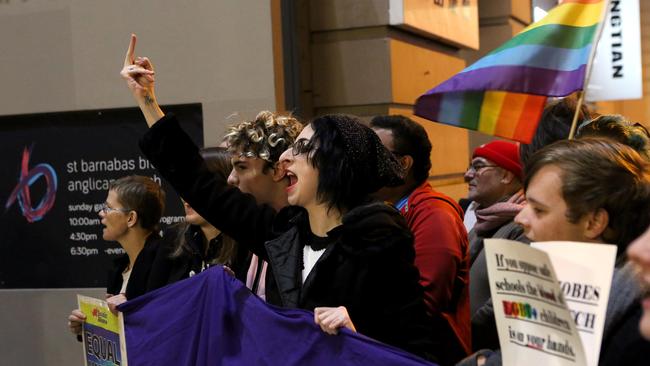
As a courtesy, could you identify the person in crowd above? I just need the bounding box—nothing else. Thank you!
[627,224,650,341]
[518,95,592,167]
[518,139,650,365]
[223,111,303,299]
[463,141,525,239]
[463,95,590,228]
[150,147,251,285]
[120,35,444,362]
[464,140,527,350]
[68,175,166,338]
[460,138,650,366]
[371,115,470,361]
[576,114,650,160]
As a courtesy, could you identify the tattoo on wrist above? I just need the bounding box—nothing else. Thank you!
[144,94,154,105]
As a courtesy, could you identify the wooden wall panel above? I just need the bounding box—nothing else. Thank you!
[478,0,531,24]
[311,38,392,107]
[309,0,479,49]
[309,0,389,31]
[312,36,468,108]
[389,39,466,105]
[400,0,479,49]
[510,0,532,24]
[306,0,545,201]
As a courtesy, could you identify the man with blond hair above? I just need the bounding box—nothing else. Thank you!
[223,111,303,299]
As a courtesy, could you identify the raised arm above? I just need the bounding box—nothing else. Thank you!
[120,34,165,127]
[120,34,278,259]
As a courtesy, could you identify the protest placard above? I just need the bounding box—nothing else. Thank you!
[78,295,127,366]
[485,239,587,366]
[532,242,617,366]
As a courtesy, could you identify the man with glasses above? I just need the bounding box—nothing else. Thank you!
[464,140,528,351]
[460,138,650,365]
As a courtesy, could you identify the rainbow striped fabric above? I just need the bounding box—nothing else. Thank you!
[414,0,606,143]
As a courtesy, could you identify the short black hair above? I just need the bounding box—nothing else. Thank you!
[370,115,432,184]
[109,175,165,231]
[309,115,362,212]
[295,114,403,212]
[519,96,592,167]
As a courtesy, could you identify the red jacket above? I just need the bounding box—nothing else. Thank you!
[399,182,471,355]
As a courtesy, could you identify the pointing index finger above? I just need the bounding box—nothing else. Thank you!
[124,34,137,67]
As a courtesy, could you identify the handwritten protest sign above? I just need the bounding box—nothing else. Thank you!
[485,239,587,366]
[532,242,617,366]
[78,295,127,366]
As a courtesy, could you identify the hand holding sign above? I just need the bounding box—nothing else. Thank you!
[68,308,87,336]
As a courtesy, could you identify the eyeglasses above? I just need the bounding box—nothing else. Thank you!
[290,138,316,156]
[99,203,132,214]
[466,163,499,174]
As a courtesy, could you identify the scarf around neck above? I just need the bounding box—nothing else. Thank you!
[473,189,526,235]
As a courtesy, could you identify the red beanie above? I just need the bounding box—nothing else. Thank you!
[473,140,523,180]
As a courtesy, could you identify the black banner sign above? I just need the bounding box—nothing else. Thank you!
[0,104,203,288]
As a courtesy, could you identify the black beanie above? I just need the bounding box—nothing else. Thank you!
[322,114,405,193]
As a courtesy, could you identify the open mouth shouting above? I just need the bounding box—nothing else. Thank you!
[285,171,298,192]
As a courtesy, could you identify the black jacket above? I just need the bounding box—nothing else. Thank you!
[139,115,449,362]
[264,203,438,359]
[598,262,650,365]
[107,233,163,300]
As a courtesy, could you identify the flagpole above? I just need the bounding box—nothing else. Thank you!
[568,0,611,140]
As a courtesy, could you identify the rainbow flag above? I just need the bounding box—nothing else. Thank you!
[414,0,606,143]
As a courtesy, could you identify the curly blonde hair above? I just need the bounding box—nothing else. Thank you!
[223,111,303,168]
